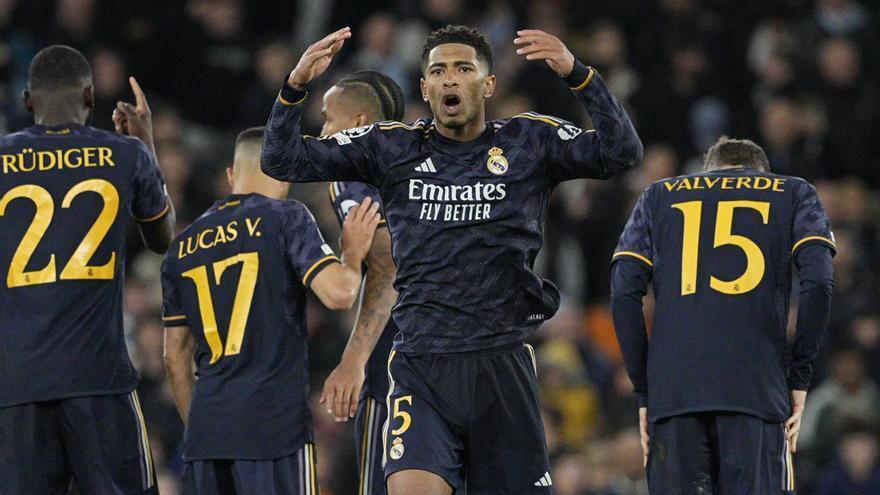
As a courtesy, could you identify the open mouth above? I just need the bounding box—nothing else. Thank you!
[443,94,461,114]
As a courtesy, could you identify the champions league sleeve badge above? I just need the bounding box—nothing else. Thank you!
[486,147,509,175]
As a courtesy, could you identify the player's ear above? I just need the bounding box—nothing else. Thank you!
[22,90,33,114]
[83,85,95,109]
[483,74,496,99]
[419,78,428,102]
[355,113,369,127]
[226,167,234,188]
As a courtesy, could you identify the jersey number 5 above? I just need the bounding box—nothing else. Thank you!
[672,200,770,296]
[182,252,259,364]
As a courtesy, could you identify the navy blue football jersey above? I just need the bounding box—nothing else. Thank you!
[160,193,338,460]
[613,167,835,422]
[263,66,642,353]
[0,123,169,407]
[329,181,396,399]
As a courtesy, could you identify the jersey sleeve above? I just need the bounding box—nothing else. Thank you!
[130,140,170,222]
[541,62,643,182]
[328,181,386,229]
[281,202,341,287]
[612,186,655,268]
[261,82,383,184]
[160,256,188,327]
[791,181,836,256]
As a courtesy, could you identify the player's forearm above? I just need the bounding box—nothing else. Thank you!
[789,244,834,390]
[164,356,194,424]
[610,259,652,406]
[565,62,643,177]
[341,263,397,366]
[261,84,312,182]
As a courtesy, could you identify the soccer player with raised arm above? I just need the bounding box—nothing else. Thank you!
[161,127,380,495]
[0,45,174,494]
[611,137,835,494]
[261,25,643,494]
[317,71,404,495]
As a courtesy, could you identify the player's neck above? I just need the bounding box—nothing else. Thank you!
[435,115,487,142]
[231,182,283,200]
[34,110,87,127]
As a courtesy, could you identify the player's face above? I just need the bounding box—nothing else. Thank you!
[421,43,495,129]
[321,85,363,136]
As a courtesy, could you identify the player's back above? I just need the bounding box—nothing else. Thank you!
[615,167,835,422]
[161,193,334,460]
[0,123,168,407]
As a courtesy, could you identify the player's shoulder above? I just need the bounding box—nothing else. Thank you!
[503,111,568,127]
[257,196,317,226]
[1,129,32,148]
[376,119,432,134]
[494,112,585,139]
[81,126,151,154]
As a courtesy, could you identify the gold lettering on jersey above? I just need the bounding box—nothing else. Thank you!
[1,147,115,174]
[177,217,262,259]
[245,217,262,236]
[663,176,787,193]
[772,178,785,192]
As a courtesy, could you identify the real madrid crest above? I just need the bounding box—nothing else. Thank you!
[486,147,509,175]
[390,437,405,460]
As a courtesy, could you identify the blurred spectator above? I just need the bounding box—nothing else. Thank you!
[585,20,640,108]
[815,37,880,185]
[176,0,253,127]
[608,429,649,495]
[344,13,408,87]
[90,47,129,130]
[816,428,880,495]
[800,350,880,460]
[757,96,823,180]
[237,38,296,128]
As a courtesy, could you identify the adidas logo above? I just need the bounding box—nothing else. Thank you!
[534,472,552,487]
[414,157,437,173]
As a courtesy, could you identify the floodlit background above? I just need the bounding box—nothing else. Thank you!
[3,0,880,493]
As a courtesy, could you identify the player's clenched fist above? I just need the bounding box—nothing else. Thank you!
[287,27,352,91]
[513,29,576,77]
[341,196,381,263]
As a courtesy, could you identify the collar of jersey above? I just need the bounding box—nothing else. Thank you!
[214,192,264,209]
[707,166,750,173]
[429,121,495,154]
[30,122,85,135]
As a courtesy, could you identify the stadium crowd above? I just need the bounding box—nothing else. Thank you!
[2,0,880,493]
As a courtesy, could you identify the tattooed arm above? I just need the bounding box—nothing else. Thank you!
[320,227,397,421]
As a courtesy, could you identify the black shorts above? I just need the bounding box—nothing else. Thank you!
[0,392,157,495]
[183,443,318,495]
[382,343,552,494]
[355,395,386,495]
[648,412,796,494]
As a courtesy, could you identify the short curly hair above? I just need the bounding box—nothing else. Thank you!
[421,25,494,74]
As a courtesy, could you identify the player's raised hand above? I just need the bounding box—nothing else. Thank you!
[513,29,576,77]
[113,77,155,152]
[639,407,650,467]
[320,357,366,422]
[341,197,381,264]
[785,389,807,453]
[288,27,352,91]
